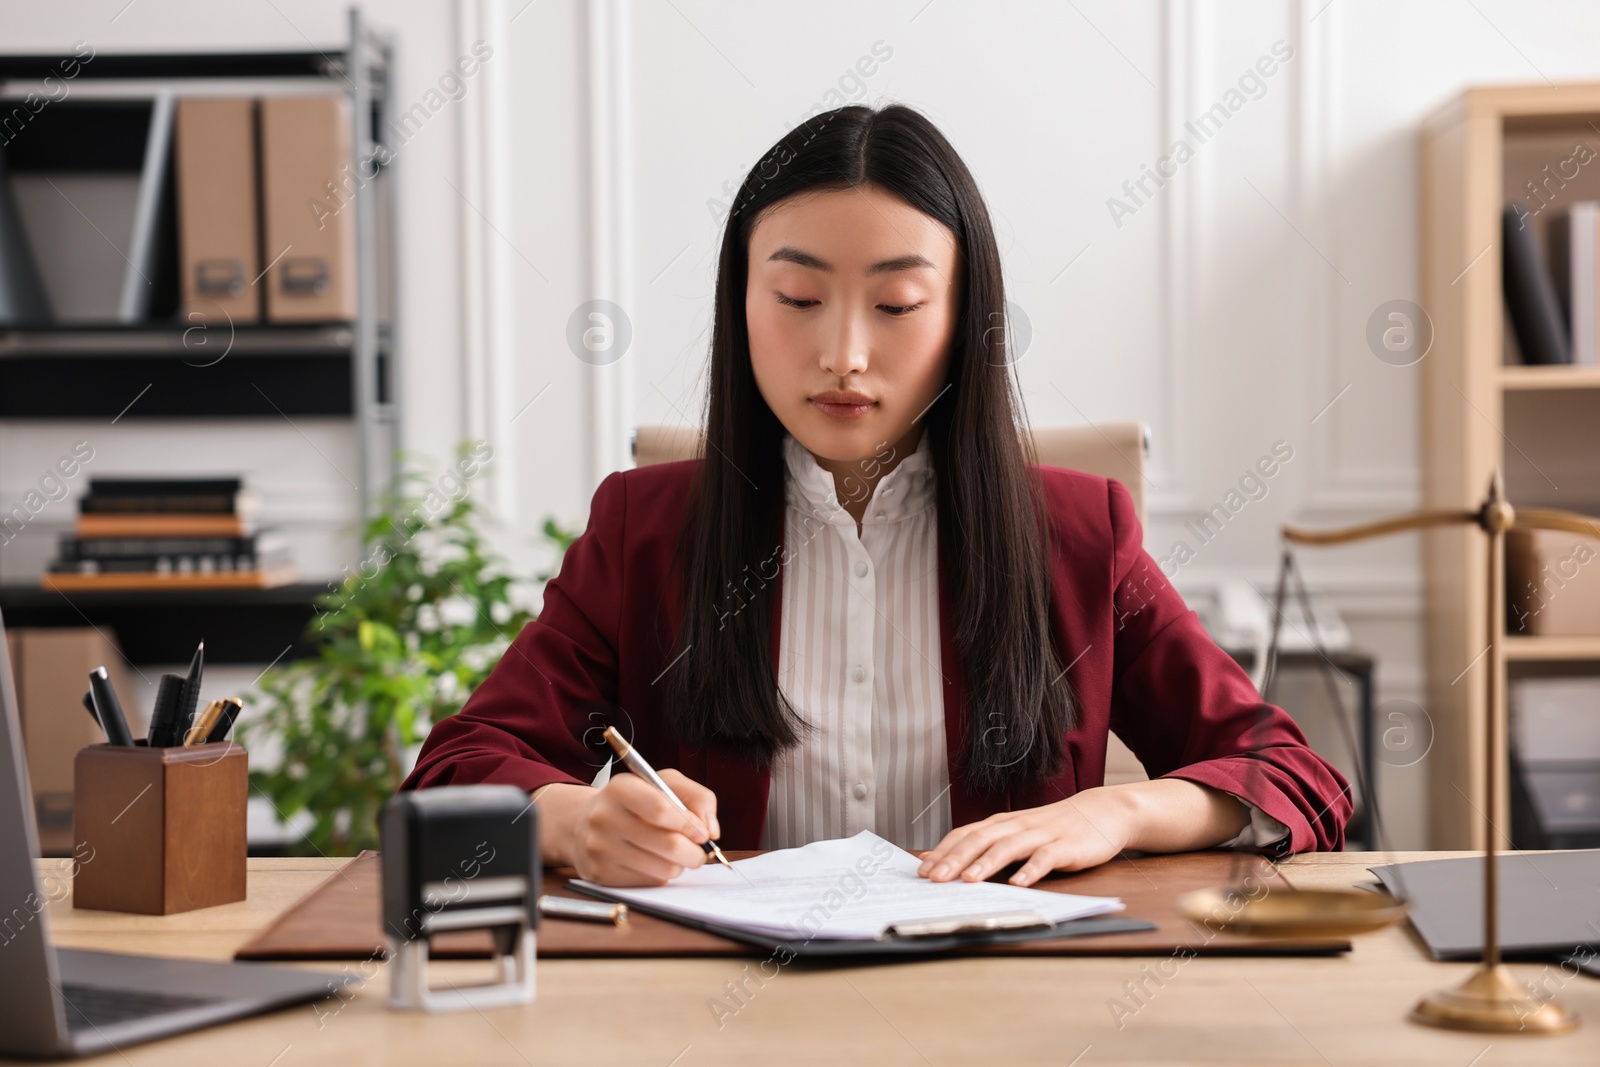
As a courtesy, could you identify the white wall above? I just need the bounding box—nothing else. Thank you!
[9,0,1600,846]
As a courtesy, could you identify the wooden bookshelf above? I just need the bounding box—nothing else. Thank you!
[1420,83,1600,849]
[1502,634,1600,661]
[1499,365,1600,391]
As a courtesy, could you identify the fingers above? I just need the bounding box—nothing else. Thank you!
[609,836,690,885]
[1011,845,1070,887]
[580,836,690,886]
[575,807,703,885]
[917,813,1024,880]
[918,805,1116,885]
[609,772,708,842]
[568,771,726,886]
[955,829,1053,883]
[660,768,721,840]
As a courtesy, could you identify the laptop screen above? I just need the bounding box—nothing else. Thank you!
[0,608,72,1051]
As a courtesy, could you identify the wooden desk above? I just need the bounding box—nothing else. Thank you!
[18,852,1600,1065]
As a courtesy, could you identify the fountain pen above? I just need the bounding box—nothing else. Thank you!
[601,726,734,871]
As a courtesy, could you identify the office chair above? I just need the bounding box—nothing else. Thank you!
[631,421,1150,529]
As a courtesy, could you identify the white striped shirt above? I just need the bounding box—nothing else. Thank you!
[761,431,951,851]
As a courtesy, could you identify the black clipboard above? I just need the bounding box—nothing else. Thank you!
[567,882,1155,957]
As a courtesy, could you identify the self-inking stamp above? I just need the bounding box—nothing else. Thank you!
[381,785,539,1011]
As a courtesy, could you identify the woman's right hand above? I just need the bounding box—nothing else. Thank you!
[535,770,722,886]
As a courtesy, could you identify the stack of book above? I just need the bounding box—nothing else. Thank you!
[42,478,296,591]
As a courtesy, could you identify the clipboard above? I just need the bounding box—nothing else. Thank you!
[565,881,1155,957]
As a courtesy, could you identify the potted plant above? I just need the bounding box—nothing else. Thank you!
[243,443,575,854]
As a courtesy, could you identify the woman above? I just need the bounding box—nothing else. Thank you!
[402,104,1350,888]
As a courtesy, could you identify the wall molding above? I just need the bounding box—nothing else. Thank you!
[1148,0,1204,515]
[458,0,519,520]
[585,0,635,484]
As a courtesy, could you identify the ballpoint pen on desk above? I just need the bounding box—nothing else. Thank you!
[538,895,629,925]
[601,725,734,871]
[87,667,135,747]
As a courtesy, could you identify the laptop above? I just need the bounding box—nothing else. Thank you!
[0,608,350,1058]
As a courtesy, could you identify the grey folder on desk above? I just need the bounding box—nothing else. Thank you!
[1370,851,1600,961]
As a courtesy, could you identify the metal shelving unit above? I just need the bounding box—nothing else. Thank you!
[0,7,396,511]
[0,7,395,637]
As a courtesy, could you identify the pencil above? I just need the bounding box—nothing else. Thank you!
[601,726,734,871]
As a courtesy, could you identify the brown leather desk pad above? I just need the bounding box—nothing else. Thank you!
[234,849,1348,960]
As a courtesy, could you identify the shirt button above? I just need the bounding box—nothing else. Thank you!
[851,666,866,683]
[852,781,868,800]
[854,560,868,577]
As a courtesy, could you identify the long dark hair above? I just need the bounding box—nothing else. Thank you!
[663,104,1075,796]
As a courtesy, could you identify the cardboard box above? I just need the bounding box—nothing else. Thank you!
[11,628,135,834]
[1507,527,1600,636]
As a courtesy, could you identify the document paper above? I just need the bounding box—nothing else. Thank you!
[570,830,1124,941]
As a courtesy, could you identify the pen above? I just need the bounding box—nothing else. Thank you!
[179,640,204,737]
[147,673,189,747]
[184,699,226,746]
[538,895,629,925]
[82,691,100,729]
[205,697,242,744]
[601,725,733,871]
[87,667,135,747]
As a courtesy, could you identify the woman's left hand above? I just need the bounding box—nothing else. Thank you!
[916,787,1138,887]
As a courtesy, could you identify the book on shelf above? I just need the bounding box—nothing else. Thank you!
[39,565,299,593]
[1547,200,1600,367]
[75,513,254,538]
[81,477,261,516]
[71,476,262,538]
[49,552,290,576]
[56,532,284,561]
[1503,201,1572,365]
[52,530,289,579]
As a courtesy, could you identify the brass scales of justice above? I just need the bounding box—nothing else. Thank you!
[1176,471,1590,1034]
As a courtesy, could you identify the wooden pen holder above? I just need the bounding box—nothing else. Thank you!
[73,741,248,914]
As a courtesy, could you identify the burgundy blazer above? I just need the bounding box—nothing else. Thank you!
[402,460,1351,854]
